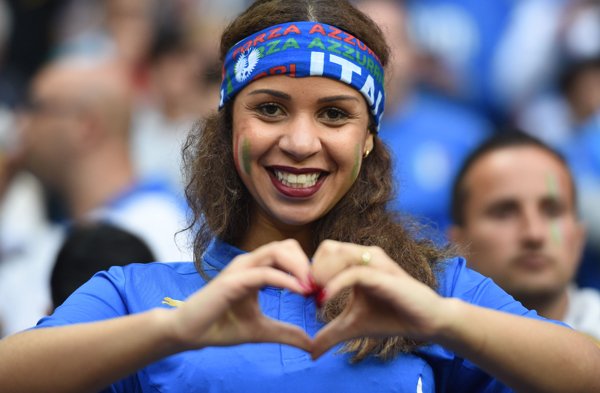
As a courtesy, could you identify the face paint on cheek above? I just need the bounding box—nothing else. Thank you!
[242,137,252,175]
[546,173,563,246]
[551,220,563,247]
[546,173,558,198]
[350,143,360,183]
[234,135,241,173]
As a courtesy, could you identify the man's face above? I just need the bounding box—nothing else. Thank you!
[450,146,585,302]
[20,69,80,187]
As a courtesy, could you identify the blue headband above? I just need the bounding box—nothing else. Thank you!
[219,21,386,131]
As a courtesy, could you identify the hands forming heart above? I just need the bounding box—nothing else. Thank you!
[169,239,448,360]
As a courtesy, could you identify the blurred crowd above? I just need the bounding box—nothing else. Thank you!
[0,0,599,337]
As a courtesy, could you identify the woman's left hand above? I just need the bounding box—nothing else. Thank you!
[310,240,449,359]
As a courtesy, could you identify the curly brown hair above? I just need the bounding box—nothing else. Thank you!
[182,0,454,363]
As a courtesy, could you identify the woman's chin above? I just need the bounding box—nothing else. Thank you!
[275,215,318,227]
[266,208,325,228]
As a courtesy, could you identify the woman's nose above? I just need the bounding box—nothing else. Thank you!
[278,114,322,160]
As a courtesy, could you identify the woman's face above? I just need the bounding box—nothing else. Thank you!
[232,75,373,228]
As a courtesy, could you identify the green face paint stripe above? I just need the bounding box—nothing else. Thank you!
[350,143,360,182]
[242,138,252,175]
[551,220,562,246]
[546,173,558,199]
[233,135,241,173]
[546,173,562,246]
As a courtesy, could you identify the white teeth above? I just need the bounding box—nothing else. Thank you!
[273,169,321,188]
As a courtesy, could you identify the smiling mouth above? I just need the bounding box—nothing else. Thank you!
[270,168,325,189]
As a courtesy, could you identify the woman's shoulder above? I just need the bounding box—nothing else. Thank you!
[436,257,549,321]
[94,261,203,292]
[119,260,199,277]
[436,257,517,307]
[35,262,205,329]
[108,262,207,306]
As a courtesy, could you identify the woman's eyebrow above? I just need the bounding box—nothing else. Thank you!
[247,89,291,100]
[317,95,359,104]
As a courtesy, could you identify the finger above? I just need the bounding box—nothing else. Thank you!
[227,240,311,285]
[218,267,310,302]
[311,309,358,360]
[176,268,312,342]
[312,241,399,285]
[254,318,314,353]
[319,267,404,305]
[320,267,442,336]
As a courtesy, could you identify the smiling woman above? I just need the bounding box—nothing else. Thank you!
[1,1,600,393]
[233,77,372,226]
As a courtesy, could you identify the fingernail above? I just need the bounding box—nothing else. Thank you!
[316,288,327,308]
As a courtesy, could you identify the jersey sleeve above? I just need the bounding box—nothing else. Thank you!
[432,258,570,393]
[33,266,139,393]
[438,257,569,325]
[35,266,130,328]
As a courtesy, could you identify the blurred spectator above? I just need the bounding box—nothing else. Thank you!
[449,131,600,345]
[404,0,575,123]
[131,19,221,193]
[51,223,155,310]
[53,0,158,94]
[20,57,191,260]
[357,0,492,238]
[560,57,600,127]
[0,58,192,337]
[559,0,600,61]
[516,0,600,145]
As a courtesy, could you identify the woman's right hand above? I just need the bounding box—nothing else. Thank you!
[167,239,314,352]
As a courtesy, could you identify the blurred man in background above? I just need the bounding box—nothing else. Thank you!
[0,58,192,337]
[449,131,600,345]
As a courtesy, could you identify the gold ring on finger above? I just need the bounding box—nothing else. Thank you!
[360,251,371,266]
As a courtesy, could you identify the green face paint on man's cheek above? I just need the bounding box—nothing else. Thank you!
[546,173,563,246]
[350,143,360,182]
[242,138,252,175]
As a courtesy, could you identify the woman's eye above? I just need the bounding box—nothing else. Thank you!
[257,103,283,117]
[321,108,349,122]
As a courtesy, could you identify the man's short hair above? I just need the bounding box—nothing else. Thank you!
[450,129,576,226]
[51,224,156,308]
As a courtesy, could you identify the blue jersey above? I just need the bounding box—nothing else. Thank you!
[36,238,561,393]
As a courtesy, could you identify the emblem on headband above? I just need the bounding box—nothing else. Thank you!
[234,47,262,83]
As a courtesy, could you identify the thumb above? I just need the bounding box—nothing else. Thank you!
[255,317,314,353]
[311,312,359,360]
